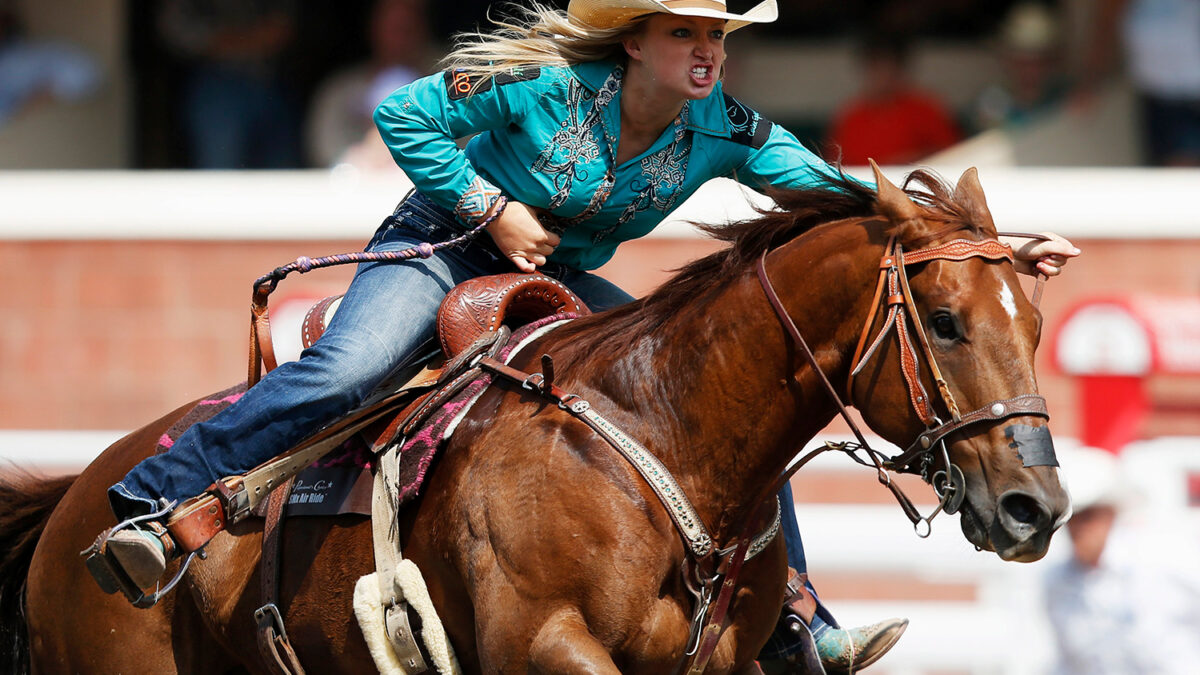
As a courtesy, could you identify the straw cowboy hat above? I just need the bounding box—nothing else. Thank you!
[567,0,779,32]
[1058,446,1134,513]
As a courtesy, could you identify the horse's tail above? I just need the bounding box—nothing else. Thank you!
[0,470,77,675]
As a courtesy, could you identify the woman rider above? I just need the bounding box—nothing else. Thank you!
[97,0,1080,671]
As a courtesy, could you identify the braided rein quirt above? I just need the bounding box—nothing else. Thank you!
[246,196,509,384]
[252,196,509,294]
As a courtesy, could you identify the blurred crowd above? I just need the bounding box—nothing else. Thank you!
[2,0,1199,168]
[1046,446,1200,675]
[0,0,101,126]
[141,0,436,170]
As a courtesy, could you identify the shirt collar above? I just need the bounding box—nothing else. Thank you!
[570,60,732,139]
[570,59,618,92]
[685,81,732,138]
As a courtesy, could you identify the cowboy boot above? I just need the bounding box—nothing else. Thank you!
[101,521,178,589]
[759,569,908,674]
[813,617,909,674]
[760,616,909,674]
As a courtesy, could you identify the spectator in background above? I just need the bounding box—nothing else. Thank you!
[973,2,1070,131]
[825,33,961,166]
[1043,447,1200,675]
[306,0,434,169]
[158,0,302,169]
[0,0,101,127]
[1082,0,1200,166]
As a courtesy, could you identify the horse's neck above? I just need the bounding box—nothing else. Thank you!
[638,224,881,535]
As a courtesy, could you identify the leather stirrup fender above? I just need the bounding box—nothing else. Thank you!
[784,568,818,625]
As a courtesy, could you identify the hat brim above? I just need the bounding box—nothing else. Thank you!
[568,0,778,32]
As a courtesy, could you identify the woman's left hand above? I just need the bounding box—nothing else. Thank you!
[1001,232,1081,277]
[485,200,560,273]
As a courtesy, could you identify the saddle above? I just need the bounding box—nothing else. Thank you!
[84,273,589,612]
[174,272,587,540]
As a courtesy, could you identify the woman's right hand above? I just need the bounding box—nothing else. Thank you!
[485,201,560,273]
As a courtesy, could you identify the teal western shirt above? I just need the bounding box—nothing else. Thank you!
[375,59,840,271]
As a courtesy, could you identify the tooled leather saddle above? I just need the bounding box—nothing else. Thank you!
[85,271,593,675]
[348,272,591,454]
[160,272,590,553]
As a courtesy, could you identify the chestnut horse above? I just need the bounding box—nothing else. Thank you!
[2,167,1069,674]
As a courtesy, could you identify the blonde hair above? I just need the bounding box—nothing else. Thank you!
[440,3,649,84]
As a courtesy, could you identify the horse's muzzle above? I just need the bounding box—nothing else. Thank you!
[987,489,1059,561]
[998,489,1052,537]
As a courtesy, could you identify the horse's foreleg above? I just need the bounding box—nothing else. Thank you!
[527,607,622,675]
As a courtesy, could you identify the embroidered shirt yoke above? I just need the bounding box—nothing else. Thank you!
[374,60,839,271]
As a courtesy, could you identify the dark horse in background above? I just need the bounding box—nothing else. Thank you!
[2,166,1069,673]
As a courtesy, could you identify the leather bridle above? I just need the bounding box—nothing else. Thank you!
[849,236,1050,470]
[756,233,1050,534]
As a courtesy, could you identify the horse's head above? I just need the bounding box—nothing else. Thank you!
[848,164,1069,562]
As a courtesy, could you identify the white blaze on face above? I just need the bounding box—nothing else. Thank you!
[999,280,1019,319]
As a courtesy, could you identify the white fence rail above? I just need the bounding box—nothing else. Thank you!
[3,168,1200,241]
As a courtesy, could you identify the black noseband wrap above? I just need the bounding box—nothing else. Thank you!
[1005,424,1058,468]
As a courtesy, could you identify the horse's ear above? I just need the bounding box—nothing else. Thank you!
[952,166,998,233]
[870,159,922,232]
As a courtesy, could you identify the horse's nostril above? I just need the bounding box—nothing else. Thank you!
[1000,492,1047,526]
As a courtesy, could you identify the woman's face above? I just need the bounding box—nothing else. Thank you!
[1066,504,1116,568]
[624,13,727,101]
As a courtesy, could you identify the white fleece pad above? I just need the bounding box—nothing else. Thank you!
[353,563,461,675]
[354,573,408,675]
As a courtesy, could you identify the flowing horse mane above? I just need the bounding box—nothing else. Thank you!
[557,167,981,356]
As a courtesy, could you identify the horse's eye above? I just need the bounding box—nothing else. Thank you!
[931,313,959,341]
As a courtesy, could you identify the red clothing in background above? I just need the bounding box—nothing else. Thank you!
[828,90,962,165]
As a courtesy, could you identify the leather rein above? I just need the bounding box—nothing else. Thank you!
[757,233,1051,536]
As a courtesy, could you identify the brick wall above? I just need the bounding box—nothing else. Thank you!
[3,236,1199,439]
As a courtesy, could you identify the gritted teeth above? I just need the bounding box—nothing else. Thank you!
[691,66,711,77]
